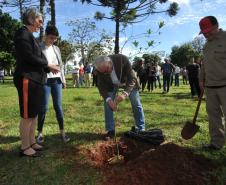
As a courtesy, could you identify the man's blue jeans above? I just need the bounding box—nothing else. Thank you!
[104,88,145,132]
[37,78,64,132]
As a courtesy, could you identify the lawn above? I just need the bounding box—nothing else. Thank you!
[0,78,225,185]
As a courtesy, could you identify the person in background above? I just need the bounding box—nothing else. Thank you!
[92,66,98,87]
[14,8,59,157]
[84,62,92,87]
[199,16,226,150]
[79,63,85,87]
[37,25,70,143]
[182,67,188,85]
[147,62,156,92]
[174,64,180,87]
[132,58,147,92]
[186,57,201,98]
[72,62,80,88]
[154,62,161,89]
[161,58,174,94]
[170,66,175,86]
[94,54,145,139]
[0,68,4,83]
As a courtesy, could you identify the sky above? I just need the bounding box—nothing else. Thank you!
[3,0,226,58]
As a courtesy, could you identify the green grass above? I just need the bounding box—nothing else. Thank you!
[0,79,226,185]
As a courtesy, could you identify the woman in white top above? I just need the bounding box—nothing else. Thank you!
[37,25,70,143]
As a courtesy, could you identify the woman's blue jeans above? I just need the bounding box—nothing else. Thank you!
[37,78,64,132]
[104,88,145,132]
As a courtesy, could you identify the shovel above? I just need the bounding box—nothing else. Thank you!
[181,90,204,140]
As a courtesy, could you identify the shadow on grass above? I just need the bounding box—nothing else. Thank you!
[0,142,100,185]
[139,91,163,97]
[73,96,86,101]
[144,109,187,117]
[147,121,185,129]
[0,132,104,158]
[161,92,191,99]
[140,91,193,100]
[0,135,20,144]
[42,132,104,145]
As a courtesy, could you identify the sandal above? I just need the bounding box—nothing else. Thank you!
[19,146,41,157]
[31,143,44,151]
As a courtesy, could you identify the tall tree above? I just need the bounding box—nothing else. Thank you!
[56,37,75,73]
[0,0,37,20]
[142,53,161,64]
[190,36,205,54]
[0,10,21,72]
[39,0,46,41]
[74,0,179,54]
[120,21,165,56]
[85,32,113,63]
[67,18,113,64]
[46,0,55,26]
[170,43,198,67]
[0,10,21,53]
[0,51,16,75]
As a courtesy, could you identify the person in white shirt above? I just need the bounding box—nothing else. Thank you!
[37,25,70,143]
[72,63,80,88]
[154,63,161,89]
[174,64,180,86]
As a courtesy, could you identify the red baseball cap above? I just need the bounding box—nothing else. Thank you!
[199,16,218,34]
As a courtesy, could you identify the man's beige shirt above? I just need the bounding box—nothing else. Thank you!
[200,30,226,87]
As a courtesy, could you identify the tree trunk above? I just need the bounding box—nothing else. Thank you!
[81,40,85,64]
[19,0,23,21]
[114,18,120,54]
[39,0,46,41]
[114,2,120,54]
[50,0,56,26]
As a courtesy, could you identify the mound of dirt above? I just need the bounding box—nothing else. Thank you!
[87,137,219,185]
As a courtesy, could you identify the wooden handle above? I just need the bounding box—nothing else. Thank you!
[192,90,204,124]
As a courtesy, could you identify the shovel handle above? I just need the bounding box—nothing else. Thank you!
[192,90,204,124]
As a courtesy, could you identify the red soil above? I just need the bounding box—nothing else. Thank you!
[87,137,219,185]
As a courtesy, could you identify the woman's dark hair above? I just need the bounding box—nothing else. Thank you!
[45,25,59,36]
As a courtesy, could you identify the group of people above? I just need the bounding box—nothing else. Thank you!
[133,57,201,98]
[162,57,201,98]
[133,59,162,93]
[13,7,226,159]
[71,62,93,88]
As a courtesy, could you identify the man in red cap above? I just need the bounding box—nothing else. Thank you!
[199,16,226,150]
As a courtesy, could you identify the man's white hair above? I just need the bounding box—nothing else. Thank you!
[22,8,42,26]
[93,56,112,69]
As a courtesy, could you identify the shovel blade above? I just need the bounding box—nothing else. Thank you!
[181,121,200,140]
